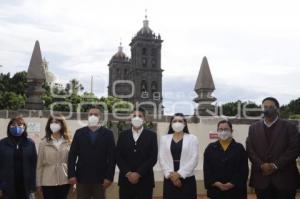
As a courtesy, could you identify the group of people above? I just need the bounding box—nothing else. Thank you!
[0,97,299,199]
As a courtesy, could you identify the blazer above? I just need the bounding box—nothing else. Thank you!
[116,128,158,187]
[68,126,116,184]
[246,119,300,190]
[0,137,37,199]
[204,139,248,199]
[36,138,70,186]
[159,133,199,179]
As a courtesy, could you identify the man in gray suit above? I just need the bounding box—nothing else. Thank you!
[246,97,300,199]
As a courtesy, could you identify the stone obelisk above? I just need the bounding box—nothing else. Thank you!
[25,40,46,110]
[194,56,217,116]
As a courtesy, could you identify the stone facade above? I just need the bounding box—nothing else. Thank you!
[108,16,163,115]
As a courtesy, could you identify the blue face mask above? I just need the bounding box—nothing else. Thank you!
[9,127,25,137]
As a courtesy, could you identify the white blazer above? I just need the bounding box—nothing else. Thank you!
[159,133,199,179]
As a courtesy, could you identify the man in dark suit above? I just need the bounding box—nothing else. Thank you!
[116,107,158,199]
[68,107,116,199]
[246,97,300,199]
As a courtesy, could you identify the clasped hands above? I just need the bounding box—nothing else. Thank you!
[261,163,277,176]
[126,172,141,184]
[213,181,235,191]
[169,172,182,188]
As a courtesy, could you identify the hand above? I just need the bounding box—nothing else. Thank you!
[127,172,141,184]
[102,179,112,189]
[261,163,276,176]
[71,184,77,192]
[223,182,235,190]
[170,172,181,182]
[69,177,78,185]
[213,181,229,191]
[172,179,182,188]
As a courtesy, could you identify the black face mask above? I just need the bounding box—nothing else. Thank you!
[263,108,278,118]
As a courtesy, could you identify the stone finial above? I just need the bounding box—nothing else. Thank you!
[27,40,46,80]
[194,56,215,92]
[194,56,217,116]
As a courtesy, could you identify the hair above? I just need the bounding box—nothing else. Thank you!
[132,106,146,117]
[217,120,233,130]
[45,115,71,143]
[7,116,28,139]
[88,106,102,113]
[262,97,280,108]
[167,113,190,134]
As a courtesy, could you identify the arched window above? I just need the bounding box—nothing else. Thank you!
[141,80,148,92]
[142,58,147,67]
[151,81,158,93]
[142,48,147,55]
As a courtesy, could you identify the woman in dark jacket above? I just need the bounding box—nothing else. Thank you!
[0,116,37,199]
[204,120,249,199]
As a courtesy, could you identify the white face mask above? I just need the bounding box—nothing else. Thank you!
[88,115,99,126]
[50,123,61,133]
[131,116,144,128]
[172,122,185,133]
[218,130,232,140]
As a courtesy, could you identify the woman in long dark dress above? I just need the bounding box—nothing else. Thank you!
[203,120,249,199]
[0,116,37,199]
[159,113,199,199]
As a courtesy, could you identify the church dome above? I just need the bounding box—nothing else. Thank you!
[109,43,129,64]
[137,17,153,35]
[113,44,128,58]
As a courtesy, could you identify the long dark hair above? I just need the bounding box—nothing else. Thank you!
[7,116,28,139]
[45,115,71,143]
[167,113,190,134]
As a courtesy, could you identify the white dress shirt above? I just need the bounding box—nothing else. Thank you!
[132,126,143,142]
[264,116,279,128]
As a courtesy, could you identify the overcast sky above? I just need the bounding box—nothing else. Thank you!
[0,0,300,114]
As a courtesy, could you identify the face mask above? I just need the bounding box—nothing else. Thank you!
[131,117,144,128]
[88,115,99,126]
[10,127,24,137]
[172,122,185,133]
[50,123,61,133]
[263,108,278,118]
[218,130,232,140]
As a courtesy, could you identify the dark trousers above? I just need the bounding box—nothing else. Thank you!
[255,184,296,199]
[119,184,153,199]
[42,184,70,199]
[77,184,105,199]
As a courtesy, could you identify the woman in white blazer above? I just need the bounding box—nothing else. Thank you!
[159,113,199,199]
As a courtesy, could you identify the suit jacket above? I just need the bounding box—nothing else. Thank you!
[204,139,248,199]
[68,126,116,184]
[159,133,199,179]
[246,119,300,190]
[116,128,158,187]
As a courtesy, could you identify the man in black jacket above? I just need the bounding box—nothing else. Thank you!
[246,97,300,199]
[116,108,158,199]
[68,107,116,199]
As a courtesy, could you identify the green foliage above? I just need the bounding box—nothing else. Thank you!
[0,72,27,110]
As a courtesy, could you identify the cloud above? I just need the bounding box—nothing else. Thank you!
[0,0,299,114]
